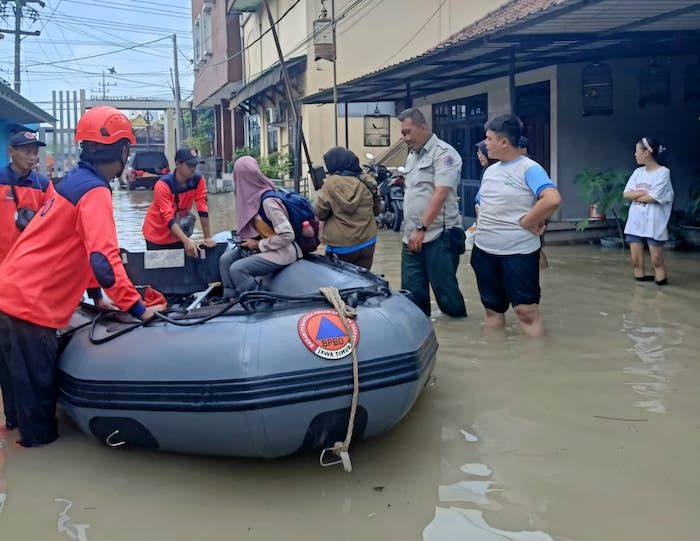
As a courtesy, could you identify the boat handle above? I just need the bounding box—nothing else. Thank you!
[106,430,126,447]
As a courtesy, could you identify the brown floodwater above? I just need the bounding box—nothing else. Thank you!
[1,188,699,540]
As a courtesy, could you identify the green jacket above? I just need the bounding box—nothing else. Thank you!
[314,173,382,248]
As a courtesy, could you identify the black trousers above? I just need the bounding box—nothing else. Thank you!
[401,234,467,318]
[0,313,59,446]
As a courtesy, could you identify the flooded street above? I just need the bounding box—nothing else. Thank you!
[2,189,700,541]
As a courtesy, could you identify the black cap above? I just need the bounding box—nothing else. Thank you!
[175,147,204,165]
[9,131,46,148]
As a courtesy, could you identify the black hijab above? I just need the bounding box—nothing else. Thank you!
[323,147,362,177]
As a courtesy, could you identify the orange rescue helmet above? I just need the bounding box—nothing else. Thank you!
[75,106,136,145]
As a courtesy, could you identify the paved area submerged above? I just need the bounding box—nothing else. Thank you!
[1,189,699,540]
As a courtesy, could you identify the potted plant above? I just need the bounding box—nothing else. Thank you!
[679,182,700,249]
[666,210,685,250]
[574,168,631,247]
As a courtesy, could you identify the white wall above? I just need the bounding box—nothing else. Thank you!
[303,0,511,166]
[240,0,511,165]
[241,1,311,83]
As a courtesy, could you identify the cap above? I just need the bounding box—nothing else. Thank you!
[175,147,204,165]
[10,131,46,148]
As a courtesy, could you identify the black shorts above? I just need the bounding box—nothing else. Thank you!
[470,245,541,313]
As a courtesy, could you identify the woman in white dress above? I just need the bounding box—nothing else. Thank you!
[623,137,674,285]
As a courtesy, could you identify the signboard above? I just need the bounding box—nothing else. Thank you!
[363,114,390,147]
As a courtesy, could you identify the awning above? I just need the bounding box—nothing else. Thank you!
[194,80,244,108]
[0,82,56,124]
[230,56,306,109]
[303,0,700,104]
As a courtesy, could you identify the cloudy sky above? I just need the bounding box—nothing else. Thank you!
[0,0,194,112]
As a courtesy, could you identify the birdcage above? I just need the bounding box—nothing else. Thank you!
[582,62,613,116]
[639,60,670,107]
[313,5,335,62]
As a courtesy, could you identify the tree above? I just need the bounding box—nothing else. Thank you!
[184,109,214,157]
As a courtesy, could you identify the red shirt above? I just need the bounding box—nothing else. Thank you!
[0,165,51,264]
[142,173,208,245]
[0,161,145,328]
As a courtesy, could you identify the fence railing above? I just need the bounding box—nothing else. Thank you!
[460,180,480,218]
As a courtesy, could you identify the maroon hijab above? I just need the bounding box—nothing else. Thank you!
[234,156,276,239]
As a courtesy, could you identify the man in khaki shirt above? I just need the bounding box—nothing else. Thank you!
[398,108,467,318]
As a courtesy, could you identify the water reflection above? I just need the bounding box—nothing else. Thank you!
[622,287,685,415]
[113,188,235,251]
[55,499,90,541]
[438,480,500,507]
[461,463,493,476]
[424,507,554,541]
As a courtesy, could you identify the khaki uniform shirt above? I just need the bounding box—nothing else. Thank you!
[402,134,463,244]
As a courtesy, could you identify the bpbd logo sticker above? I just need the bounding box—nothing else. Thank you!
[297,310,360,360]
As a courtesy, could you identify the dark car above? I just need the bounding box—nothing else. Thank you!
[125,151,170,190]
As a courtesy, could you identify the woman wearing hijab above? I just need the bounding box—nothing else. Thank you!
[314,147,382,270]
[218,156,301,299]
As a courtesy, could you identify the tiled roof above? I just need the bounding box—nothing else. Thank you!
[432,0,571,51]
[303,0,573,103]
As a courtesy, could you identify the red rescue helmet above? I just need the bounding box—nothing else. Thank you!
[75,106,136,145]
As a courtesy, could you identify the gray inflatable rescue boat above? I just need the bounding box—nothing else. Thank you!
[58,240,437,460]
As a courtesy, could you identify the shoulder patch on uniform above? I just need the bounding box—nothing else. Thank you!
[443,155,455,166]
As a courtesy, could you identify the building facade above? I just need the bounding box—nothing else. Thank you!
[220,0,510,183]
[304,0,700,222]
[192,0,245,170]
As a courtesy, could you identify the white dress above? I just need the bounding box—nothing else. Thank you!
[623,166,674,241]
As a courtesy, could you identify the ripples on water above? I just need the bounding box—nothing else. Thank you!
[113,189,236,250]
[1,188,699,540]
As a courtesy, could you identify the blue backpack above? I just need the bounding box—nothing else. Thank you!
[259,190,320,254]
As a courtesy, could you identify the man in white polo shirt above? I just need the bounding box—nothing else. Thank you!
[471,114,560,337]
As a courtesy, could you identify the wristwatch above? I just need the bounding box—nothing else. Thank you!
[416,222,427,232]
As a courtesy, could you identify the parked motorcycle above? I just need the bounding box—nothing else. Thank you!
[365,153,404,232]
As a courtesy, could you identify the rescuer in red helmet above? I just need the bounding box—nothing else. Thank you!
[0,106,165,448]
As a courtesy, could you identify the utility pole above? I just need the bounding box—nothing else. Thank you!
[91,69,116,100]
[0,0,45,93]
[331,0,338,147]
[144,111,154,150]
[172,33,183,148]
[263,0,315,191]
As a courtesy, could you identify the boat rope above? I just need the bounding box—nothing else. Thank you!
[84,285,390,345]
[319,286,359,473]
[88,299,239,344]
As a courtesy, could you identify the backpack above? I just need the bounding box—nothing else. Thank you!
[259,190,320,254]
